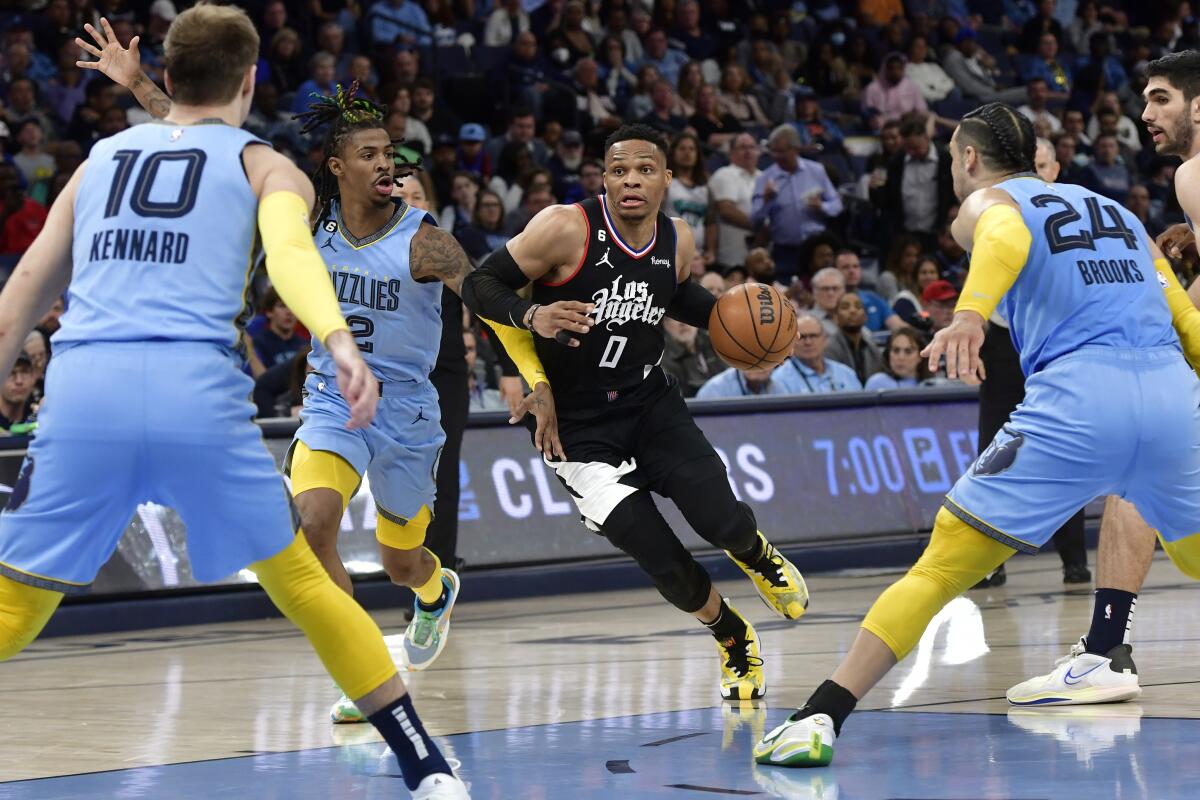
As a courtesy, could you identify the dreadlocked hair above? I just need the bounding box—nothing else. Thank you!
[293,81,423,232]
[957,102,1036,176]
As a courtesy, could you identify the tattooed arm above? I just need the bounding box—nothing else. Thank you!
[76,18,173,119]
[410,222,473,294]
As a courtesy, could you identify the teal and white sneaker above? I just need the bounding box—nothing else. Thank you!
[330,690,366,724]
[403,568,461,671]
[753,712,836,767]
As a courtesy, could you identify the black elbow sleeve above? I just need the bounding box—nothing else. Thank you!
[461,245,532,328]
[667,279,717,329]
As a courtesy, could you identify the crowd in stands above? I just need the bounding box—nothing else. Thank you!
[0,0,1194,419]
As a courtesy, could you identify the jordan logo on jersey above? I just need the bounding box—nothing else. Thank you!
[595,246,615,269]
[590,275,666,330]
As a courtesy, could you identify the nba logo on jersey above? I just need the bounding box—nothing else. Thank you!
[170,128,183,142]
[606,389,620,402]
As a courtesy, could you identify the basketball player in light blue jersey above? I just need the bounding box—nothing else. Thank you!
[90,32,563,725]
[754,102,1200,769]
[0,9,469,798]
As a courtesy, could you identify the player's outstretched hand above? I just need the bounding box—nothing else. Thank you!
[921,312,987,385]
[510,382,565,461]
[76,18,142,88]
[531,301,594,346]
[1157,223,1195,260]
[498,376,525,417]
[326,330,379,429]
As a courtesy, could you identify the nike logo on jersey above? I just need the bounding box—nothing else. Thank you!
[412,408,429,424]
[1063,662,1105,684]
[321,235,337,252]
[595,246,615,269]
[590,275,666,331]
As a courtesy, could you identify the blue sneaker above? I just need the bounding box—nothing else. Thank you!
[403,568,460,671]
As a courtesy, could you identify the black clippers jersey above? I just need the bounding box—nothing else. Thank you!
[532,196,679,396]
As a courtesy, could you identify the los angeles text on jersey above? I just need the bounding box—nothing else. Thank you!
[331,269,404,311]
[591,274,666,329]
[88,227,189,264]
[1077,258,1145,286]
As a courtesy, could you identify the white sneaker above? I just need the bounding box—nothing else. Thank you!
[411,772,471,799]
[1006,638,1140,706]
[753,712,836,767]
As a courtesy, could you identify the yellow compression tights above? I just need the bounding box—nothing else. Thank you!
[0,574,62,660]
[862,508,1016,660]
[1161,532,1200,580]
[252,534,398,700]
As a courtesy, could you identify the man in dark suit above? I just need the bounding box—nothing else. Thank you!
[876,113,953,252]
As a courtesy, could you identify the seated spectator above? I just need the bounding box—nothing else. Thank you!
[1067,0,1105,55]
[0,164,46,255]
[639,79,689,135]
[347,55,381,104]
[863,53,928,123]
[1074,32,1127,97]
[0,352,36,433]
[484,0,530,47]
[1126,184,1164,239]
[792,88,844,158]
[598,35,637,106]
[878,115,953,250]
[292,52,337,115]
[626,65,661,120]
[439,171,480,234]
[486,106,549,172]
[23,330,48,380]
[11,77,58,139]
[1019,0,1064,54]
[673,61,705,120]
[456,189,511,261]
[865,328,931,390]
[315,21,355,80]
[547,129,585,203]
[503,33,556,119]
[810,267,844,337]
[640,28,688,86]
[1082,133,1131,204]
[1063,108,1092,152]
[662,317,720,397]
[893,256,942,325]
[690,84,741,152]
[265,27,306,97]
[545,1,597,69]
[824,292,883,384]
[1034,136,1059,182]
[941,29,1028,105]
[577,159,604,200]
[457,123,491,179]
[1022,33,1072,98]
[671,0,718,61]
[410,78,461,140]
[569,58,622,135]
[878,234,922,301]
[465,331,505,412]
[1018,78,1062,134]
[804,40,853,101]
[836,249,899,332]
[905,35,955,104]
[934,222,968,285]
[252,288,306,369]
[245,83,303,156]
[12,120,55,206]
[253,344,312,419]
[744,247,779,286]
[667,132,715,263]
[36,295,64,337]
[504,185,554,236]
[787,312,863,394]
[921,280,958,333]
[44,43,91,129]
[700,271,725,296]
[1087,92,1141,155]
[367,0,433,48]
[751,125,843,282]
[1051,132,1086,184]
[717,64,769,128]
[605,4,645,66]
[696,362,802,398]
[489,142,533,211]
[709,133,760,270]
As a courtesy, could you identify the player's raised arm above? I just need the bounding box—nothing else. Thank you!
[461,204,595,342]
[0,164,85,378]
[244,144,378,429]
[77,18,172,119]
[664,216,718,329]
[924,187,1030,383]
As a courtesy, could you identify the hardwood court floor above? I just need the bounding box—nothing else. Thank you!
[2,552,1200,798]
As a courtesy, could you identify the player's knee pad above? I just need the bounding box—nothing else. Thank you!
[645,557,712,613]
[668,459,757,553]
[1162,532,1200,581]
[0,574,62,661]
[862,507,1015,660]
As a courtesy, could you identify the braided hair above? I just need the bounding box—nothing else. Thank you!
[957,102,1036,176]
[293,81,422,232]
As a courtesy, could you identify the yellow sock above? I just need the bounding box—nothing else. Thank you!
[252,533,397,700]
[414,548,444,605]
[861,507,1014,660]
[0,573,62,661]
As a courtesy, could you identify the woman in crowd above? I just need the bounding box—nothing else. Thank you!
[891,255,941,325]
[266,27,307,96]
[877,234,922,301]
[674,60,705,119]
[717,64,769,127]
[627,63,660,119]
[598,35,636,106]
[689,83,741,152]
[666,132,716,264]
[438,171,481,235]
[456,189,511,262]
[865,328,929,390]
[489,141,533,213]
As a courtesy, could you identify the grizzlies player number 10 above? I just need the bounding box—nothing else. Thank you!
[104,149,207,219]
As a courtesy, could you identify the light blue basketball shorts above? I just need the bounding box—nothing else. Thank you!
[288,372,444,523]
[0,342,297,594]
[946,345,1200,553]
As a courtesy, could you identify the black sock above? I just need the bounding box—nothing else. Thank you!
[366,694,452,791]
[1085,588,1137,655]
[704,600,747,642]
[731,534,764,565]
[417,586,448,613]
[792,679,858,736]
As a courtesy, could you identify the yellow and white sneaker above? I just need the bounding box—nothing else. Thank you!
[330,691,366,724]
[728,532,809,620]
[1006,638,1140,706]
[754,712,836,767]
[716,603,766,701]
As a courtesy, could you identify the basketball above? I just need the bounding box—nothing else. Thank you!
[708,282,797,371]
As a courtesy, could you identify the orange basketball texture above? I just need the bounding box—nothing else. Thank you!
[707,283,797,371]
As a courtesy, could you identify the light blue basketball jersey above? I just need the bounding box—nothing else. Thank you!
[996,176,1178,376]
[58,122,266,350]
[308,199,442,384]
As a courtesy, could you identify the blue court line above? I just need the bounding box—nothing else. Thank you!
[0,706,1193,799]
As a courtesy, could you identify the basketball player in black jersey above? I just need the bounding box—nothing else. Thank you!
[463,124,810,700]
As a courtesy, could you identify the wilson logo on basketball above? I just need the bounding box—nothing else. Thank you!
[756,286,776,325]
[590,275,666,330]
